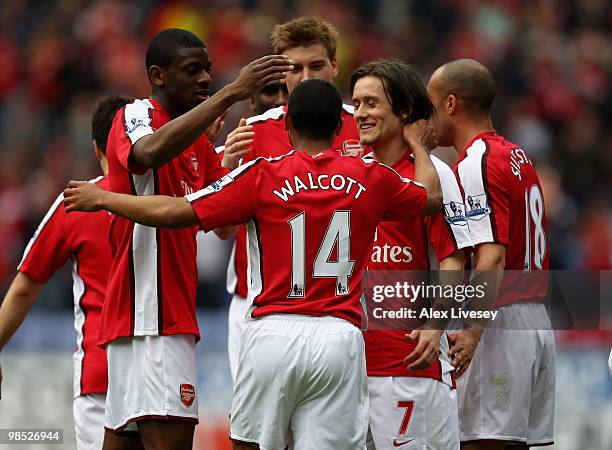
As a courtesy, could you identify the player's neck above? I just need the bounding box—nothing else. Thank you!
[453,117,494,154]
[294,138,333,155]
[371,138,407,166]
[150,92,181,119]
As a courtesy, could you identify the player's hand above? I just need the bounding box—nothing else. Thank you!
[403,328,443,371]
[403,119,438,152]
[221,118,254,170]
[63,181,106,213]
[205,109,229,143]
[447,328,483,377]
[229,55,294,101]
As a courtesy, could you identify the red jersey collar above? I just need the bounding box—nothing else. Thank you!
[147,97,170,121]
[460,130,497,158]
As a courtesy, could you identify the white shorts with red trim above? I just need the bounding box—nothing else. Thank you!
[73,394,105,450]
[366,376,459,450]
[227,293,249,385]
[104,334,199,432]
[457,302,555,446]
[230,314,368,450]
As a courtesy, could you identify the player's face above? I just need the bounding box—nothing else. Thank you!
[426,76,453,147]
[352,76,403,148]
[250,82,288,115]
[164,46,213,115]
[282,44,338,94]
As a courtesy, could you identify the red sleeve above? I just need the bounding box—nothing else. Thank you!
[186,159,261,232]
[380,166,427,222]
[203,140,229,186]
[17,194,72,283]
[426,214,459,261]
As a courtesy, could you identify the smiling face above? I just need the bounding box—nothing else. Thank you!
[160,46,213,116]
[282,44,338,94]
[352,75,404,148]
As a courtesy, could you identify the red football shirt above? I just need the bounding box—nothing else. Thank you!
[227,104,365,299]
[102,98,226,345]
[18,176,111,395]
[455,131,549,307]
[363,154,472,383]
[188,150,426,325]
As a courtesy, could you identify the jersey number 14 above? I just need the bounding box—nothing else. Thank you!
[288,211,356,298]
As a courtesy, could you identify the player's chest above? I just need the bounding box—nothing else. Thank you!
[161,145,206,196]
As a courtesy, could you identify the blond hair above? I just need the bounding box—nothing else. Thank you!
[271,17,338,60]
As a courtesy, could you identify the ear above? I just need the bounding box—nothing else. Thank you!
[330,58,339,78]
[335,117,343,136]
[284,114,291,132]
[447,94,457,115]
[149,65,165,88]
[92,140,103,162]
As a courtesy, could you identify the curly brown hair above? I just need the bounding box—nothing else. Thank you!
[271,17,339,60]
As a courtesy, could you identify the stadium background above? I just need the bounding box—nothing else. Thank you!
[0,0,610,449]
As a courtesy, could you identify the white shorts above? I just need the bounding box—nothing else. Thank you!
[228,293,249,385]
[367,377,459,450]
[105,334,199,432]
[74,394,105,450]
[457,302,555,445]
[608,348,612,378]
[231,314,369,450]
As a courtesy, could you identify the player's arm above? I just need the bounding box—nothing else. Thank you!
[64,181,198,229]
[0,273,43,399]
[132,55,293,169]
[404,250,464,370]
[403,120,442,215]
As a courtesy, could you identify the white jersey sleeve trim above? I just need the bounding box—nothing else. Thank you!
[246,105,285,125]
[342,103,355,115]
[124,99,154,145]
[457,139,495,245]
[18,192,65,269]
[432,155,473,249]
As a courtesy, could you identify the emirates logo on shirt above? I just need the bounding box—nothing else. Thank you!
[180,384,196,407]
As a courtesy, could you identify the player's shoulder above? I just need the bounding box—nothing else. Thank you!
[430,154,457,181]
[246,105,285,125]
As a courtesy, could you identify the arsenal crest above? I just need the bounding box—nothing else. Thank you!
[180,383,196,407]
[342,139,364,157]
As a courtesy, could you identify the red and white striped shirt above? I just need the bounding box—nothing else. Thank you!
[455,131,549,307]
[18,176,111,396]
[102,98,226,345]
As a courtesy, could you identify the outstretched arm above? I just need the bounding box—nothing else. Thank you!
[0,273,43,399]
[63,181,198,229]
[133,55,293,169]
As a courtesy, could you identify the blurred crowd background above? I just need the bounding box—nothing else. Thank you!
[0,0,611,303]
[1,2,611,448]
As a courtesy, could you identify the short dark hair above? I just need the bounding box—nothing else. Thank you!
[437,59,495,113]
[350,58,434,123]
[91,95,132,154]
[145,29,205,72]
[287,79,342,141]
